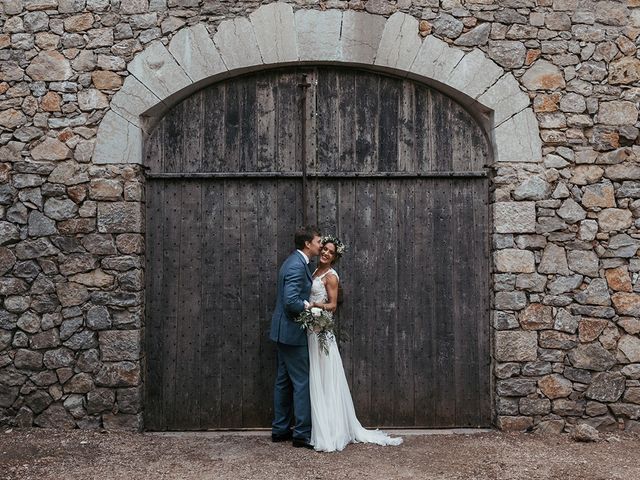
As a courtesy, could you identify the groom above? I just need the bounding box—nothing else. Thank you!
[270,226,322,449]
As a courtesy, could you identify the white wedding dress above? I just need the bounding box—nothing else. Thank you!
[308,269,403,452]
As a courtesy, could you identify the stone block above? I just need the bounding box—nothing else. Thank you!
[117,386,142,413]
[31,137,71,161]
[102,412,143,431]
[495,291,527,310]
[519,303,553,330]
[567,343,616,371]
[582,181,615,208]
[494,108,543,163]
[249,2,298,64]
[446,49,503,99]
[213,16,263,70]
[539,244,570,275]
[127,41,191,100]
[25,51,72,81]
[56,282,89,307]
[488,40,526,69]
[64,372,94,393]
[97,202,143,233]
[410,35,464,84]
[538,374,573,399]
[567,250,599,277]
[95,361,141,387]
[99,330,141,361]
[597,208,633,232]
[493,202,536,233]
[110,75,160,130]
[521,59,565,91]
[168,24,226,82]
[585,372,626,402]
[496,378,537,396]
[295,9,342,62]
[340,11,385,65]
[478,73,530,126]
[375,12,421,71]
[494,249,535,273]
[86,388,115,414]
[495,331,538,362]
[497,415,533,431]
[600,97,636,121]
[34,403,75,429]
[93,111,142,164]
[619,335,640,362]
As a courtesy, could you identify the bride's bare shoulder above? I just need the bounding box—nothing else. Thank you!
[325,269,339,284]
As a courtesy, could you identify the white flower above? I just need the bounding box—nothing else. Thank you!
[311,307,322,317]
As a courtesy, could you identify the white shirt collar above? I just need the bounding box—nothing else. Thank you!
[297,249,310,264]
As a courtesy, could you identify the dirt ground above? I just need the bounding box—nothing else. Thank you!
[1,428,639,480]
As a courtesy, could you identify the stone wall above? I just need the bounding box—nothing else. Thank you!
[1,0,640,432]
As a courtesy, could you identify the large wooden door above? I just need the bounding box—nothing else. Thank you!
[144,67,491,430]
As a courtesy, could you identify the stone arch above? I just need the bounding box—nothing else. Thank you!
[93,3,541,166]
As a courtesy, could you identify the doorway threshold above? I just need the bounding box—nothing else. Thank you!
[146,428,493,437]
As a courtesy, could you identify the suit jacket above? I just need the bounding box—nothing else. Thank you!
[269,250,313,346]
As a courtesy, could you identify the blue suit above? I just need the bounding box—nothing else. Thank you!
[270,251,312,440]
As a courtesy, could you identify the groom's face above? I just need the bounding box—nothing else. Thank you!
[306,235,323,257]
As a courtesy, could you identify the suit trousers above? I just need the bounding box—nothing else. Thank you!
[272,342,311,440]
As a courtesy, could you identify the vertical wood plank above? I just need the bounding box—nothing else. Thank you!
[202,84,226,172]
[333,180,356,387]
[476,178,492,426]
[435,179,456,426]
[182,92,203,173]
[354,72,379,173]
[316,68,339,173]
[173,181,202,429]
[338,71,356,172]
[276,72,299,173]
[200,180,224,428]
[377,77,399,172]
[220,180,243,428]
[143,121,164,173]
[239,181,262,426]
[394,178,415,426]
[369,179,397,426]
[225,82,241,173]
[163,105,185,173]
[256,76,276,172]
[413,179,433,426]
[351,180,375,424]
[398,82,415,173]
[144,179,164,429]
[239,79,257,172]
[430,93,453,173]
[256,179,279,426]
[161,180,180,429]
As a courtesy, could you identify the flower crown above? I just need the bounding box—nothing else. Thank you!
[321,235,346,256]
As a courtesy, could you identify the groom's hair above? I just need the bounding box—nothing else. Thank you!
[294,225,320,250]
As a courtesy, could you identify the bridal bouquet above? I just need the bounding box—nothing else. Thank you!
[295,307,335,355]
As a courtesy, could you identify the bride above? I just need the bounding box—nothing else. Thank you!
[307,235,403,452]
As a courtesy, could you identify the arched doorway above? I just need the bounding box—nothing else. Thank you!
[143,66,491,430]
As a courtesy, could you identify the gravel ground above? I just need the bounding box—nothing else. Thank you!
[1,428,639,480]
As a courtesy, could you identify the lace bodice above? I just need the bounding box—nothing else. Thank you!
[309,269,339,304]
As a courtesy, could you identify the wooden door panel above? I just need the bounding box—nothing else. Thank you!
[144,66,491,430]
[305,178,490,427]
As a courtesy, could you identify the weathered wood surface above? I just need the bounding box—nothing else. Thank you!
[144,67,490,430]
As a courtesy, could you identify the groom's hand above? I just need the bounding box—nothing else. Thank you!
[303,300,311,310]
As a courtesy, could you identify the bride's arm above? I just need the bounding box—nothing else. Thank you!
[315,274,338,313]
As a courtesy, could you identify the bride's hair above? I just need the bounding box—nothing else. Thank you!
[321,235,346,264]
